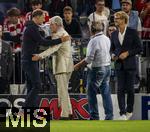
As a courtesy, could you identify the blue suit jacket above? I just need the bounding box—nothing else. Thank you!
[111,27,142,70]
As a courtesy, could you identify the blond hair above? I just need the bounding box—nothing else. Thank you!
[114,11,129,24]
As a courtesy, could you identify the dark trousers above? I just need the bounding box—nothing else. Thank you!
[0,78,10,115]
[0,78,9,94]
[116,70,136,115]
[10,52,25,84]
[22,61,41,108]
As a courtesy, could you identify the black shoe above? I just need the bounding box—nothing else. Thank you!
[69,114,74,120]
[59,117,69,120]
[90,118,99,120]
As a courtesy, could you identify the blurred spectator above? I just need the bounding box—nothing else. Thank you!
[2,7,25,50]
[0,25,13,94]
[107,23,117,38]
[105,0,121,11]
[140,1,150,39]
[2,7,25,84]
[48,0,71,18]
[88,0,110,35]
[0,2,18,17]
[76,0,95,16]
[25,0,49,23]
[0,11,4,25]
[105,0,112,8]
[135,0,147,13]
[63,6,82,38]
[112,0,121,11]
[121,0,142,35]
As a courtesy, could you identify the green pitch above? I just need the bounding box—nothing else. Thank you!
[50,120,150,132]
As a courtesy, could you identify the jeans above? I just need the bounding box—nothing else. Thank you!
[87,66,113,120]
[22,60,41,108]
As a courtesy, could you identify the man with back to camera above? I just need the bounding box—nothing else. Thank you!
[21,9,70,109]
[74,21,113,120]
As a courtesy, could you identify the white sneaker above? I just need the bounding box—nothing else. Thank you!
[126,112,133,120]
[118,114,127,120]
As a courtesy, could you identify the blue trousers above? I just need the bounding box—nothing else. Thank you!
[87,66,113,120]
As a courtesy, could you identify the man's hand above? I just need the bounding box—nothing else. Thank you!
[32,55,42,61]
[119,51,129,60]
[61,35,71,42]
[74,63,80,71]
[111,54,118,61]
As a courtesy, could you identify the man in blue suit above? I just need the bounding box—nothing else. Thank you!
[111,11,142,120]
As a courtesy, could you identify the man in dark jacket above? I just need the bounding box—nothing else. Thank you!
[22,9,69,108]
[111,11,142,120]
[0,25,13,94]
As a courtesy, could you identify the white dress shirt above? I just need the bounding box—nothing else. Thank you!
[118,26,127,45]
[85,32,111,67]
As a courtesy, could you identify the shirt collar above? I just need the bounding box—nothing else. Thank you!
[91,31,103,38]
[119,25,127,36]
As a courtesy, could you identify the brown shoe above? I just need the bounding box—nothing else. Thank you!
[69,114,74,120]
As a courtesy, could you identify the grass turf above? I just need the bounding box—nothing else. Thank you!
[50,120,150,132]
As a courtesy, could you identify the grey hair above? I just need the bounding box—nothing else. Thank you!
[91,21,104,33]
[49,16,63,26]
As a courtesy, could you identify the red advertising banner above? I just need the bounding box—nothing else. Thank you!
[0,94,90,120]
